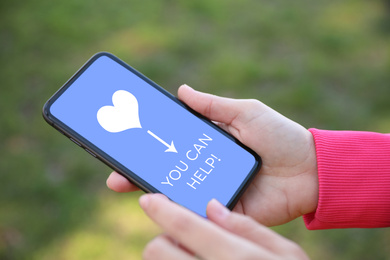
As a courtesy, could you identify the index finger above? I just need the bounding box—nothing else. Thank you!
[139,194,264,259]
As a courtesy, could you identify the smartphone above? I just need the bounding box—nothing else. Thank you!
[43,52,261,217]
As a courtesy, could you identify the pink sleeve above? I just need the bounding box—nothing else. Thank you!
[303,128,390,230]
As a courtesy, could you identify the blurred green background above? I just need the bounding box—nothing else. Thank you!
[1,0,390,259]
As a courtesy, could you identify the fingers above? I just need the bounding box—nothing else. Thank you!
[207,199,309,259]
[106,171,140,192]
[207,199,282,251]
[143,235,195,260]
[177,84,244,125]
[139,194,270,260]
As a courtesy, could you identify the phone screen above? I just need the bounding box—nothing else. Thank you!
[44,53,260,216]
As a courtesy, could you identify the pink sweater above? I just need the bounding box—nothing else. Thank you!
[303,129,390,230]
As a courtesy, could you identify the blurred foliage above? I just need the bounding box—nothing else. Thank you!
[1,0,390,259]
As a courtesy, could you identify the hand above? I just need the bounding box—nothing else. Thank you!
[107,85,318,226]
[140,194,309,260]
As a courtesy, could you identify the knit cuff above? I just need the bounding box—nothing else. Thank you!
[303,129,390,230]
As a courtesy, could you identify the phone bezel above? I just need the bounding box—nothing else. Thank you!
[42,52,261,211]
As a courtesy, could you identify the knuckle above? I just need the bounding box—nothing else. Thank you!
[245,99,262,108]
[237,99,266,115]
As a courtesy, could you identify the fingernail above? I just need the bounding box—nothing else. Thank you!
[139,194,151,210]
[208,199,230,220]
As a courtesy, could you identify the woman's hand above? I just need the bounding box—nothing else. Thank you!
[140,194,309,260]
[107,85,318,226]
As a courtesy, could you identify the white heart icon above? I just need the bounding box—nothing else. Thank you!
[97,90,142,133]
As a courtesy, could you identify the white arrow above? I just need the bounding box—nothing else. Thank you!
[147,130,178,153]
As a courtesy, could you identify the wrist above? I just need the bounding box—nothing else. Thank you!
[301,129,319,215]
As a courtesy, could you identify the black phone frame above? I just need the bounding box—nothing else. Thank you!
[42,52,262,212]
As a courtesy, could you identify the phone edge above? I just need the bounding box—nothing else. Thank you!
[42,51,262,213]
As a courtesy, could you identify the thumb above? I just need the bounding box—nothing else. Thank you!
[177,84,244,125]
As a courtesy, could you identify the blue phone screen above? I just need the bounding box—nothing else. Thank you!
[49,54,258,216]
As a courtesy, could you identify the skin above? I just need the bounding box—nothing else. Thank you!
[106,84,318,258]
[139,194,310,260]
[107,84,319,226]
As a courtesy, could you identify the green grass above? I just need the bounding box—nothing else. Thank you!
[1,1,390,259]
